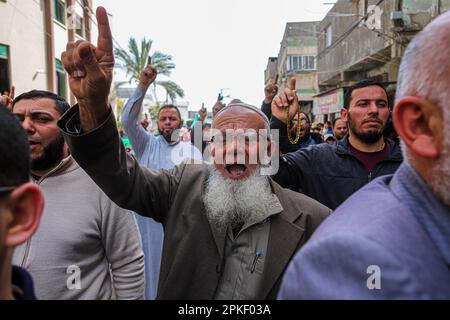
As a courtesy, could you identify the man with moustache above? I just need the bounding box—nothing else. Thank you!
[271,79,403,209]
[11,90,145,300]
[332,118,348,141]
[122,61,201,300]
[57,7,330,299]
[279,11,450,299]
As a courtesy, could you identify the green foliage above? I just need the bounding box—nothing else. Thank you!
[115,37,184,103]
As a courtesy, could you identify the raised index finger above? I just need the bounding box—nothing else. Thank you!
[9,85,15,100]
[96,7,113,54]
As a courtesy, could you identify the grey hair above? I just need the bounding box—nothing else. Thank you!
[213,102,271,133]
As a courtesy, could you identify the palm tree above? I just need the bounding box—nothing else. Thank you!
[115,37,184,104]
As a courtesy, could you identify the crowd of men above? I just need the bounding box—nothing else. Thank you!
[0,6,449,300]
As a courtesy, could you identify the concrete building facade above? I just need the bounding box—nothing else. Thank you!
[0,0,93,104]
[265,21,320,119]
[314,0,450,122]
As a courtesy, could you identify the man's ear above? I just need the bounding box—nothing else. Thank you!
[5,183,44,248]
[341,108,348,122]
[393,96,442,159]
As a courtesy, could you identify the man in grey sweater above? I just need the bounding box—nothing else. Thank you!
[11,90,145,300]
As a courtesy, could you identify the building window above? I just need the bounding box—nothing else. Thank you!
[325,25,333,48]
[54,0,66,25]
[56,59,67,99]
[75,14,84,37]
[440,0,450,12]
[0,44,10,95]
[286,55,316,72]
[303,56,316,70]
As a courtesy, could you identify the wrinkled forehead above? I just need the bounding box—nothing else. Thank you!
[213,106,268,131]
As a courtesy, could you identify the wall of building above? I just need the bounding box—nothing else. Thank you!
[317,0,450,90]
[264,57,278,84]
[0,0,92,101]
[266,21,320,116]
[317,0,396,88]
[0,0,47,94]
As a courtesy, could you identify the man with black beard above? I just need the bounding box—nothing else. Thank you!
[271,79,403,210]
[55,7,330,299]
[280,13,450,298]
[11,90,145,300]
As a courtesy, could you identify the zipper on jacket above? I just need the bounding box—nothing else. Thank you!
[20,159,71,268]
[368,172,372,182]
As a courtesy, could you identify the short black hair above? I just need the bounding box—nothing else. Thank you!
[333,117,342,128]
[157,104,182,120]
[300,112,311,123]
[0,105,30,188]
[13,90,70,115]
[344,80,388,110]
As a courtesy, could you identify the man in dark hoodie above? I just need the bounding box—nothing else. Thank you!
[0,105,44,300]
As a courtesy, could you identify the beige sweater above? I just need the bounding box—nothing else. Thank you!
[13,156,145,300]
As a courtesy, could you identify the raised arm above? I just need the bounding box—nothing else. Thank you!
[60,6,113,132]
[271,78,310,191]
[261,74,278,120]
[0,85,15,110]
[122,58,158,157]
[58,7,180,222]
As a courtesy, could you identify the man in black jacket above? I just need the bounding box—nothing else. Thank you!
[261,75,278,120]
[272,79,403,210]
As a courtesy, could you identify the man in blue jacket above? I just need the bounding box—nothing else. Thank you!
[278,11,450,299]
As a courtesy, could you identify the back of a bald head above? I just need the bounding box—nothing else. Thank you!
[396,10,450,106]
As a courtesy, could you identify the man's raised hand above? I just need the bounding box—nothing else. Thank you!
[199,103,207,121]
[264,74,279,104]
[0,85,15,110]
[271,78,299,122]
[61,6,114,131]
[139,56,158,91]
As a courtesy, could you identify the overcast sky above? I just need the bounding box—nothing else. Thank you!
[94,0,330,111]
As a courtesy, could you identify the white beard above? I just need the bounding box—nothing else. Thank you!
[203,166,274,231]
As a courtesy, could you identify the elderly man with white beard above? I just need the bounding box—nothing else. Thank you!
[278,10,450,300]
[56,7,330,300]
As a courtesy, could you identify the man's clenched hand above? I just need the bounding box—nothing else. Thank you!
[61,7,114,132]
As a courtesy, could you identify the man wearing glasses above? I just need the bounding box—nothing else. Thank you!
[0,105,44,300]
